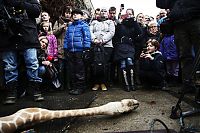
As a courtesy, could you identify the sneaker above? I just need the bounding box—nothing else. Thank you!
[34,94,44,102]
[92,84,99,91]
[101,84,107,91]
[4,96,16,105]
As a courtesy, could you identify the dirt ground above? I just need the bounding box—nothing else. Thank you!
[66,86,200,133]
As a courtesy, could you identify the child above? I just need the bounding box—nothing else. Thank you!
[39,21,58,62]
[64,9,91,95]
[160,35,179,84]
[139,39,167,90]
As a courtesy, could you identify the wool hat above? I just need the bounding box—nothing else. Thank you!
[71,9,83,15]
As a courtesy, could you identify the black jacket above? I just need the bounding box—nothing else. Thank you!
[168,0,200,22]
[139,51,165,78]
[113,18,143,61]
[0,0,41,50]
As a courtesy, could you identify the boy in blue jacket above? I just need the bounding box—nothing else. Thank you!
[64,9,91,95]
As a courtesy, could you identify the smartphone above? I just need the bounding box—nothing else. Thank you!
[120,4,124,10]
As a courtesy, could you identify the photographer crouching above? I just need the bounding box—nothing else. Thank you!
[156,0,200,103]
[0,0,44,104]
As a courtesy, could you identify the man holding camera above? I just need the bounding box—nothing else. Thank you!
[156,0,200,102]
[0,0,44,104]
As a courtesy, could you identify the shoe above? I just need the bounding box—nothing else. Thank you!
[92,84,99,91]
[4,96,16,104]
[101,84,107,91]
[69,89,84,95]
[124,85,130,92]
[34,94,44,102]
[130,85,136,91]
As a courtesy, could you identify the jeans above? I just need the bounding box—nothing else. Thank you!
[2,48,42,84]
[38,66,46,77]
[120,58,134,69]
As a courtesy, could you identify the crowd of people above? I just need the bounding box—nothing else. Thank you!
[1,0,200,105]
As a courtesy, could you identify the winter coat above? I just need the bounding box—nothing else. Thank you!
[139,51,165,78]
[0,0,41,51]
[64,20,91,52]
[113,18,143,61]
[160,35,178,61]
[46,34,58,59]
[53,17,71,59]
[168,0,200,23]
[90,19,115,48]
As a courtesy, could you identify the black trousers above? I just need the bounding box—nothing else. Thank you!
[68,52,86,90]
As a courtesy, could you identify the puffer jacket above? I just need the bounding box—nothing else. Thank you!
[168,0,200,22]
[64,20,91,52]
[90,19,115,48]
[0,0,41,50]
[160,35,178,61]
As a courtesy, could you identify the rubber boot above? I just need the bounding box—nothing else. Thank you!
[28,81,44,102]
[4,81,18,104]
[122,69,130,92]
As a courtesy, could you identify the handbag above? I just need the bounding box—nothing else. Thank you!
[46,64,61,88]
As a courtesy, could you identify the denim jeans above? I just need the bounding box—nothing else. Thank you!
[120,58,134,69]
[2,48,42,84]
[38,66,46,77]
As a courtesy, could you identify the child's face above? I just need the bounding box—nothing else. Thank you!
[41,12,50,22]
[40,38,48,49]
[147,43,156,53]
[42,23,49,32]
[72,13,82,20]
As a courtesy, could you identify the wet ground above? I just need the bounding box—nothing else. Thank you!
[0,84,200,133]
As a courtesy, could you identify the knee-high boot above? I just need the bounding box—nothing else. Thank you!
[122,69,130,92]
[128,66,135,91]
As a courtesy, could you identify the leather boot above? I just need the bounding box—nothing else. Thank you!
[28,81,44,102]
[129,68,136,91]
[122,69,130,92]
[4,81,18,104]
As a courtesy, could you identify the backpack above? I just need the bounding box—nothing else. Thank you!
[91,45,106,76]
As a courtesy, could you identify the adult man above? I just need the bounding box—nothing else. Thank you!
[0,0,44,104]
[157,0,200,102]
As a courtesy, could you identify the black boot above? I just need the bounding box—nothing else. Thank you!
[4,81,18,104]
[195,88,200,104]
[28,81,44,102]
[128,66,136,91]
[122,69,130,92]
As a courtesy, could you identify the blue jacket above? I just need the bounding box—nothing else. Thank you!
[64,20,91,52]
[160,35,178,61]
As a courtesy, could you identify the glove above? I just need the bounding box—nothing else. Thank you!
[83,49,91,62]
[4,0,23,8]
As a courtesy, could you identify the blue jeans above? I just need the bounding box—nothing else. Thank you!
[38,66,46,77]
[2,49,42,84]
[120,58,134,69]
